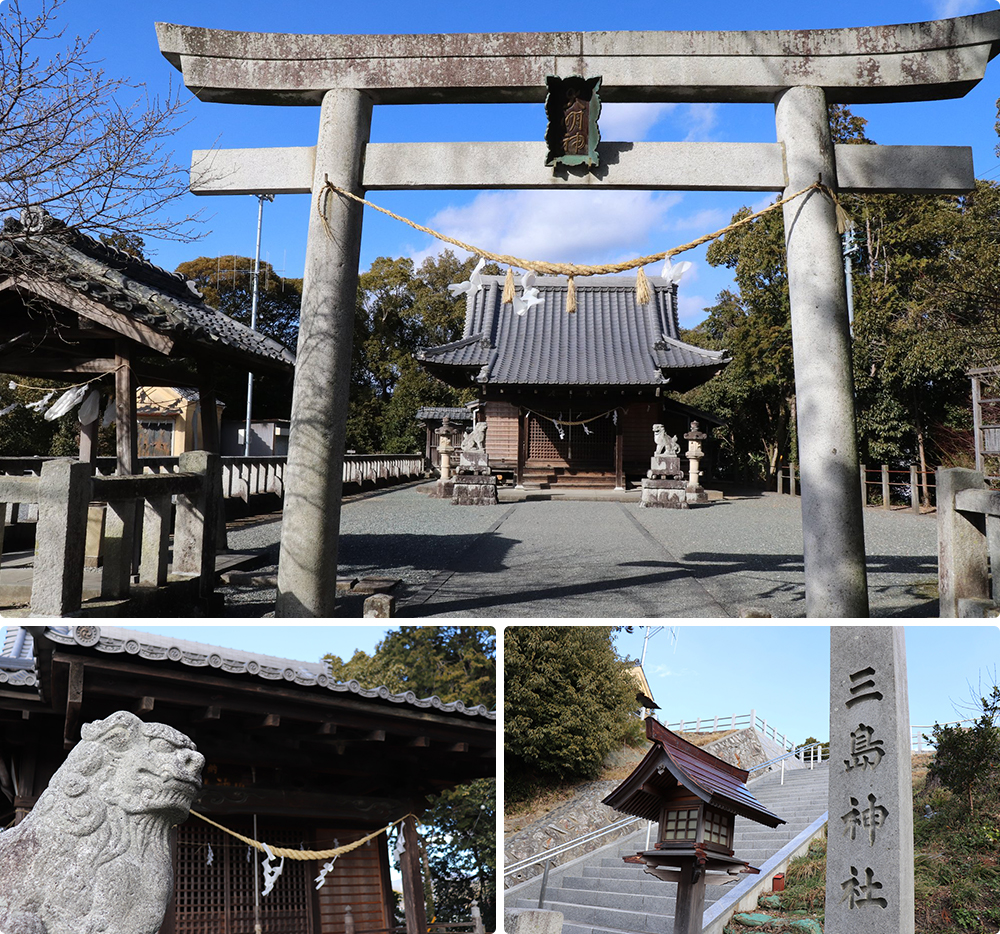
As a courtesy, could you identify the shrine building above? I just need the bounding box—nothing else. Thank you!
[0,626,495,934]
[415,275,728,490]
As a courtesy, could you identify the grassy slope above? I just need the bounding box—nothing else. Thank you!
[730,753,1000,933]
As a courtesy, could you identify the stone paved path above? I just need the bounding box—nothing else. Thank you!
[221,485,939,618]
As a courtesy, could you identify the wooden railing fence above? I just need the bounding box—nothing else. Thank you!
[777,462,936,511]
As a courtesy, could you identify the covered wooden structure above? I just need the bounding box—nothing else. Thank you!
[603,717,783,934]
[0,626,496,934]
[416,276,727,489]
[0,208,294,472]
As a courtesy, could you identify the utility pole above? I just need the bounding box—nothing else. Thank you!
[244,193,274,457]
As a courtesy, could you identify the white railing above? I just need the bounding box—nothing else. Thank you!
[665,710,793,751]
[342,454,424,487]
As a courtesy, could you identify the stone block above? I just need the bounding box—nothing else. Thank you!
[452,475,498,506]
[504,908,564,934]
[84,504,106,568]
[363,593,395,618]
[639,477,687,509]
[647,455,683,478]
[427,478,456,499]
[686,487,709,504]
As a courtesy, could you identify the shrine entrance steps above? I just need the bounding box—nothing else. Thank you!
[521,466,619,490]
[509,763,829,934]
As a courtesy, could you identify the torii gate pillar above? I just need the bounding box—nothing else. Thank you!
[777,87,869,618]
[276,90,372,617]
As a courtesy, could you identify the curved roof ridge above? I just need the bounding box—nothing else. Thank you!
[39,626,495,720]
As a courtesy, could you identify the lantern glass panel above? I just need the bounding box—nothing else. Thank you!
[704,807,731,846]
[662,807,699,842]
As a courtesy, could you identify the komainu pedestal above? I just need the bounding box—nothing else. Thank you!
[452,451,498,506]
[640,454,687,508]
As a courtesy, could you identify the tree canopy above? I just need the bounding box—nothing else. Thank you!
[324,626,495,708]
[680,105,986,484]
[505,626,640,789]
[347,252,497,454]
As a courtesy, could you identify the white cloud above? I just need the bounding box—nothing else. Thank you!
[599,103,678,141]
[414,189,684,269]
[677,292,713,329]
[682,103,720,142]
[928,0,981,16]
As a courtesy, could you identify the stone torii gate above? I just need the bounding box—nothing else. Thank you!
[157,13,1000,618]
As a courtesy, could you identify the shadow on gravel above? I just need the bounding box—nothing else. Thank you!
[399,565,695,617]
[338,530,518,577]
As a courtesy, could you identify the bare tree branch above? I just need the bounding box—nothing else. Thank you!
[0,0,203,247]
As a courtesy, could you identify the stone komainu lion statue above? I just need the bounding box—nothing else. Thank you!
[0,711,204,934]
[461,421,487,453]
[652,424,680,457]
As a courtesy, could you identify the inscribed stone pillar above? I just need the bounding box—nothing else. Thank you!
[775,87,869,618]
[276,88,373,617]
[827,626,914,934]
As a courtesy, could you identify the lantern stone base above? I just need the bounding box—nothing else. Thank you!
[640,478,688,509]
[686,484,709,505]
[427,478,456,499]
[452,474,498,506]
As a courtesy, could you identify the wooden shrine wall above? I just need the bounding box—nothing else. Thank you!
[162,822,392,934]
[484,401,519,467]
[315,829,394,934]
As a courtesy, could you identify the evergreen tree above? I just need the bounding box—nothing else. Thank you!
[324,626,495,707]
[505,626,639,786]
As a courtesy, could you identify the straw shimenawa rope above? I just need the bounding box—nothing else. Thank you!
[190,810,418,860]
[316,177,845,311]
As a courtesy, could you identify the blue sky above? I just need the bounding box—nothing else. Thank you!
[613,624,1000,748]
[29,0,1000,330]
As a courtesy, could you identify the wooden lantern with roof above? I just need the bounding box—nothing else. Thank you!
[602,717,785,934]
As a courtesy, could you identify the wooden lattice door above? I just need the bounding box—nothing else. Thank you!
[172,820,315,934]
[527,410,615,469]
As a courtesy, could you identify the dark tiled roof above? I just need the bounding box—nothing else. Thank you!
[416,276,727,391]
[415,406,474,422]
[2,210,295,372]
[602,717,785,828]
[28,626,495,720]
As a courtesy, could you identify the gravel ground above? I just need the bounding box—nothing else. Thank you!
[217,485,939,618]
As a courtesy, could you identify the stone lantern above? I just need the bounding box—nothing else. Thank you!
[603,717,785,934]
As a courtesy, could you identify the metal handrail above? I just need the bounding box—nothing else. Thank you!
[747,742,828,775]
[503,816,642,878]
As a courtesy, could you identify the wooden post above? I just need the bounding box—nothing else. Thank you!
[791,463,798,497]
[910,466,920,514]
[882,464,891,510]
[860,464,867,506]
[78,388,100,470]
[615,408,625,490]
[399,815,428,934]
[114,343,138,476]
[672,857,707,934]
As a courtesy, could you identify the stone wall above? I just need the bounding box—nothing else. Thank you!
[504,780,637,889]
[702,727,803,776]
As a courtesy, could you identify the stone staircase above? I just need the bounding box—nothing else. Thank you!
[509,763,829,934]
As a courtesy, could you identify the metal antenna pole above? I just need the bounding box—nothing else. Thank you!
[244,194,274,456]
